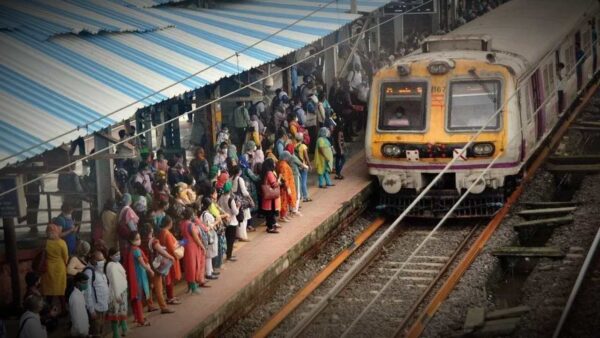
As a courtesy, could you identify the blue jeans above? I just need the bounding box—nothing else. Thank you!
[318,172,332,187]
[335,154,346,177]
[300,169,309,199]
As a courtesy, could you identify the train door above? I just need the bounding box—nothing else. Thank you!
[531,70,545,140]
[575,31,583,90]
[519,83,536,159]
[555,50,565,113]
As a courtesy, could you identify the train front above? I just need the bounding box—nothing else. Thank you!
[365,39,521,217]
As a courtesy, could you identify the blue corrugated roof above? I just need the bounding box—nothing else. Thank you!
[0,0,388,168]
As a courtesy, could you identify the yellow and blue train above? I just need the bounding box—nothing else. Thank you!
[366,0,599,217]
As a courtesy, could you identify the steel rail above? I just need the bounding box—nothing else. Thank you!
[552,222,600,337]
[251,217,386,338]
[393,223,481,336]
[404,80,600,338]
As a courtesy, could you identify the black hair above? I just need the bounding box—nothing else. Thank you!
[200,197,212,213]
[261,158,276,182]
[25,271,40,287]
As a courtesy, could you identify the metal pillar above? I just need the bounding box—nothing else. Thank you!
[94,131,114,212]
[339,16,372,78]
[3,217,21,311]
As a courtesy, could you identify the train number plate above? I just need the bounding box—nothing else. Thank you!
[406,150,420,162]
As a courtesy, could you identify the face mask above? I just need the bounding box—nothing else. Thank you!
[222,149,228,156]
[64,213,72,219]
[79,283,89,291]
[111,254,121,262]
[96,260,105,269]
[132,239,142,246]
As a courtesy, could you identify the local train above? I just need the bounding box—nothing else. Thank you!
[365,0,599,217]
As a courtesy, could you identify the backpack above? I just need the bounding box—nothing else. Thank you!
[82,266,107,303]
[248,102,259,116]
[292,108,311,145]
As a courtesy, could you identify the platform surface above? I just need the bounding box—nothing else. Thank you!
[128,150,371,338]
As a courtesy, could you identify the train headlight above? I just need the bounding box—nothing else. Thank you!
[471,142,495,156]
[427,61,450,75]
[382,144,402,157]
[397,64,411,77]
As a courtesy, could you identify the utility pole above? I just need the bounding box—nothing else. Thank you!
[3,217,21,311]
[351,0,357,14]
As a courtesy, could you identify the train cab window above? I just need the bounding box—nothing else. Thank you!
[379,82,427,131]
[447,80,501,131]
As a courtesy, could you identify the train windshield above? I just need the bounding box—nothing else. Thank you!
[379,82,427,131]
[447,80,501,131]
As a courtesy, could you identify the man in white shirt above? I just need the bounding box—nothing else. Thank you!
[18,295,47,338]
[84,250,110,338]
[69,273,90,337]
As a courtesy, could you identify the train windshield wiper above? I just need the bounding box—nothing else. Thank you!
[468,69,497,105]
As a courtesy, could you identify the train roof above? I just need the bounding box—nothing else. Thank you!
[448,0,598,67]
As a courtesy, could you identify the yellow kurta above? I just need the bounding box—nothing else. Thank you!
[41,239,68,296]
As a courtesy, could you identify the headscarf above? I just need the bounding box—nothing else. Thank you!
[279,150,292,162]
[244,140,257,153]
[46,223,61,238]
[76,240,91,257]
[223,181,232,193]
[318,127,330,138]
[122,193,132,207]
[209,165,219,181]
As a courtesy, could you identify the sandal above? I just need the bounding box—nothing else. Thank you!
[267,229,280,233]
[303,198,313,202]
[147,306,158,313]
[136,320,151,327]
[167,298,182,305]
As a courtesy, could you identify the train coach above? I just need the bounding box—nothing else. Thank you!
[365,0,599,217]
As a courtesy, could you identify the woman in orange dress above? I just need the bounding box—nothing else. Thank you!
[157,215,182,304]
[276,151,297,222]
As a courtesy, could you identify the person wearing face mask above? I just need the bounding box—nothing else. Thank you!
[69,272,90,337]
[213,142,229,171]
[105,248,128,338]
[83,250,109,338]
[127,231,153,327]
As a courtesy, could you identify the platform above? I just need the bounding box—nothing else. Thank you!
[128,150,372,338]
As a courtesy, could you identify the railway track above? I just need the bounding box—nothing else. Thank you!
[252,218,482,338]
[295,224,480,338]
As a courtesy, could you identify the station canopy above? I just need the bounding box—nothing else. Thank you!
[0,0,389,169]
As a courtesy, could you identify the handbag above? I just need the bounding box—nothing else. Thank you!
[261,181,280,200]
[152,255,172,276]
[234,177,255,210]
[174,245,184,259]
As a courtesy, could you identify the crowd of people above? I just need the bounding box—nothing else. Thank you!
[17,66,366,337]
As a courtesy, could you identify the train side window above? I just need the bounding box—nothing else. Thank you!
[447,80,501,131]
[378,82,427,131]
